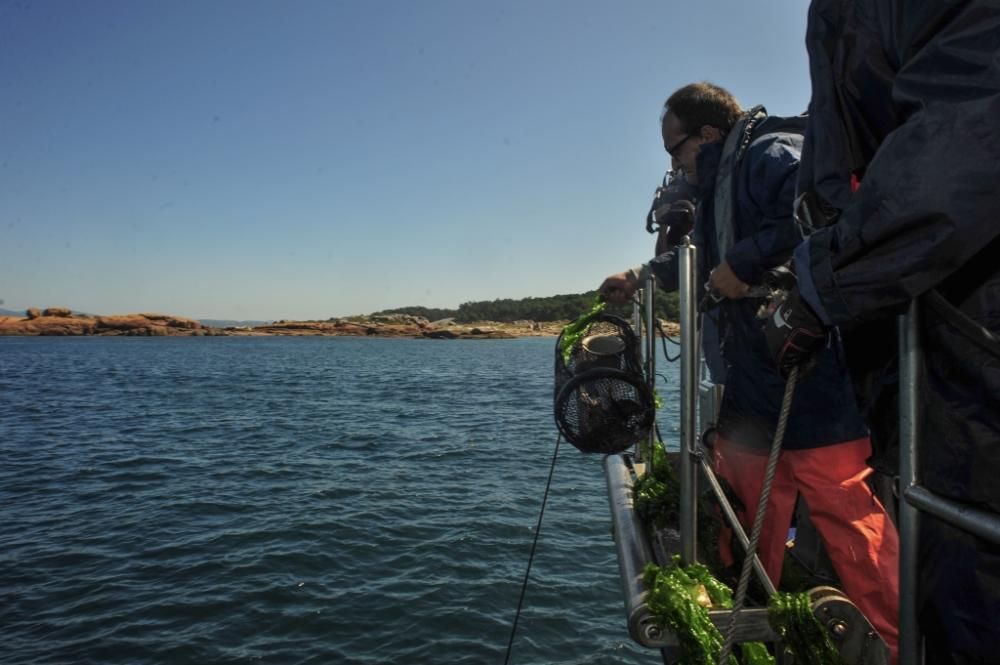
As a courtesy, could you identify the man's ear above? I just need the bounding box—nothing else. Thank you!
[700,125,723,142]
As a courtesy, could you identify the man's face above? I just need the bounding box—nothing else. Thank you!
[662,111,706,185]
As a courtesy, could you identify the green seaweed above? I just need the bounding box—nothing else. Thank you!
[633,448,843,663]
[767,592,845,665]
[643,556,774,665]
[633,440,680,530]
[558,298,607,364]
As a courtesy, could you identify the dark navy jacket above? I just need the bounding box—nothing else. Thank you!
[794,2,1000,658]
[651,116,867,450]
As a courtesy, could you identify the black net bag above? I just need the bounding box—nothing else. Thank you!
[554,314,654,454]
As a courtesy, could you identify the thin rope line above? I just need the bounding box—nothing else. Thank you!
[503,433,562,665]
[719,365,799,664]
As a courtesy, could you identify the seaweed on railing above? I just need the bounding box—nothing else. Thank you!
[633,440,680,530]
[768,592,845,665]
[643,556,774,665]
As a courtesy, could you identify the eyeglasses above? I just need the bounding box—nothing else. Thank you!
[666,134,694,159]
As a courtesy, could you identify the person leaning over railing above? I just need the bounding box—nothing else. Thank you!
[600,81,900,662]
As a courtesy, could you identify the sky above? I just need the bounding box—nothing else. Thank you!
[0,0,812,321]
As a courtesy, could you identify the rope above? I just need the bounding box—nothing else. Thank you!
[503,433,562,665]
[718,365,799,664]
[655,319,680,362]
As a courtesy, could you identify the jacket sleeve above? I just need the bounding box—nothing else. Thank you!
[725,135,804,285]
[795,3,1000,326]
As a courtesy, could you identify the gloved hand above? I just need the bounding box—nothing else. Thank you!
[764,287,827,377]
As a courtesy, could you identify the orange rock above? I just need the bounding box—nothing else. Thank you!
[137,313,202,329]
[0,309,211,336]
[0,315,97,336]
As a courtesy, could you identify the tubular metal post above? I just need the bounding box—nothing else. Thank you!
[645,274,657,453]
[678,238,698,563]
[898,300,922,665]
[604,455,662,647]
[633,293,643,356]
[633,295,644,460]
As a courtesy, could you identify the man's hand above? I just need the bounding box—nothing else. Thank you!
[599,271,638,303]
[708,261,750,299]
[764,288,827,377]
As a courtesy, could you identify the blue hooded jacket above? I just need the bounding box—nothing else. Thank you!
[651,114,867,450]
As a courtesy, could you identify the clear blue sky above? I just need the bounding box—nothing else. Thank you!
[0,0,811,321]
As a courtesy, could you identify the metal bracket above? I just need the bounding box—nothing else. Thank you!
[805,587,890,665]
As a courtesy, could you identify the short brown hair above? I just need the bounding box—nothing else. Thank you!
[663,82,742,135]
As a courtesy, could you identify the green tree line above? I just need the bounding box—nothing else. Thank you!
[372,290,679,323]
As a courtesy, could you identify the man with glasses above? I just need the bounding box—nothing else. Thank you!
[600,81,899,661]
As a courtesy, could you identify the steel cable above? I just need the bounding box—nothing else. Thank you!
[718,365,799,664]
[503,433,562,665]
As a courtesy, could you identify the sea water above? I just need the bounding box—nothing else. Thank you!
[0,336,680,665]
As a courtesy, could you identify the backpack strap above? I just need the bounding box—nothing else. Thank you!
[713,105,768,259]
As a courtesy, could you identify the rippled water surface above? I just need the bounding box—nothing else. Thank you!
[0,336,679,665]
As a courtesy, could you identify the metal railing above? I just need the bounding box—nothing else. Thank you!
[897,301,922,665]
[896,299,1000,664]
[604,237,780,654]
[678,238,699,564]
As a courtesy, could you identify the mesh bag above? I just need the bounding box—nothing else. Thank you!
[554,314,654,454]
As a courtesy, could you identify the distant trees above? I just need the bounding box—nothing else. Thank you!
[371,290,679,323]
[366,306,458,322]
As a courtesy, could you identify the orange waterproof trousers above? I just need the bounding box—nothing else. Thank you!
[713,435,900,663]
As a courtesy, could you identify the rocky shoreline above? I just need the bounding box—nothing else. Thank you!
[0,308,681,339]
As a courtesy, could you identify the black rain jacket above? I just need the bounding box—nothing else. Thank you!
[794,2,1000,661]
